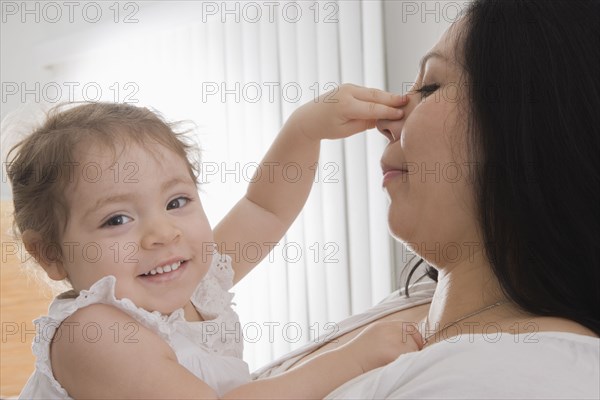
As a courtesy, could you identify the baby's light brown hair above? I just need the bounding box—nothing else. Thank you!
[6,102,199,267]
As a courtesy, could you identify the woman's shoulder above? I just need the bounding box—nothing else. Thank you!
[445,329,599,351]
[518,315,599,338]
[421,328,600,368]
[327,331,599,399]
[412,332,598,395]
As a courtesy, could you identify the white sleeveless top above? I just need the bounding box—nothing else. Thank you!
[19,253,251,399]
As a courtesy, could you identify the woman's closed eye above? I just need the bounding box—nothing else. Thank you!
[102,214,133,227]
[167,196,191,210]
[414,83,440,99]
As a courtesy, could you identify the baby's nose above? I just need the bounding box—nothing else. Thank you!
[140,219,182,249]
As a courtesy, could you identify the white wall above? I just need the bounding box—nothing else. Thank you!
[383,1,460,93]
[1,1,189,199]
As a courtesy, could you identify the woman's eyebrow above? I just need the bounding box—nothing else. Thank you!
[418,51,448,76]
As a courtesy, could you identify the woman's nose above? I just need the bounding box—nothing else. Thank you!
[140,217,182,250]
[376,92,413,142]
[376,118,403,143]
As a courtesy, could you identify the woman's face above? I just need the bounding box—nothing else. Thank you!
[378,20,482,269]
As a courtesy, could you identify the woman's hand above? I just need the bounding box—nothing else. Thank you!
[286,83,407,141]
[339,320,424,373]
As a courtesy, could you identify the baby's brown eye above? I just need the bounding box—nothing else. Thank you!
[167,197,189,210]
[102,215,132,227]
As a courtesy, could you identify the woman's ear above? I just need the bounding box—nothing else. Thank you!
[21,230,68,281]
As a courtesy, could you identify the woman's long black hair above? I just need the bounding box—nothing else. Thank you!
[405,0,600,336]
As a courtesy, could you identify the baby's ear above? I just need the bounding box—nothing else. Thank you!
[21,230,68,281]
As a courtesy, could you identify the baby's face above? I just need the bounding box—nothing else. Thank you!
[58,141,213,314]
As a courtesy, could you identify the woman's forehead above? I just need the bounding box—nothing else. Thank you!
[430,17,467,64]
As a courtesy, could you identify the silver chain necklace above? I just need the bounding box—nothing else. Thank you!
[423,301,508,345]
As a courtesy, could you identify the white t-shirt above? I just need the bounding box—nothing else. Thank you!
[19,253,251,399]
[254,281,600,399]
[326,330,599,399]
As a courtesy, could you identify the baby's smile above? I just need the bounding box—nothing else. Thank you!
[141,259,186,276]
[137,259,191,284]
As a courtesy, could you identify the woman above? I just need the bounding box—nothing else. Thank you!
[254,0,600,398]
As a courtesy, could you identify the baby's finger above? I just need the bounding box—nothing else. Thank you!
[344,119,377,134]
[350,85,408,107]
[404,323,424,349]
[346,101,404,121]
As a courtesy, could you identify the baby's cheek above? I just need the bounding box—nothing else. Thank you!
[195,229,216,259]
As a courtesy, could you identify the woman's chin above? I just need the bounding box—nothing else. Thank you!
[387,211,416,243]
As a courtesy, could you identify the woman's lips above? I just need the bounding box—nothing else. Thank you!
[382,169,408,187]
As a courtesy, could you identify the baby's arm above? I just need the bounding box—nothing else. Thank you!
[214,84,407,283]
[50,304,220,399]
[223,320,423,399]
[51,305,421,399]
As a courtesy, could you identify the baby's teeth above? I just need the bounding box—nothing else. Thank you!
[144,261,183,276]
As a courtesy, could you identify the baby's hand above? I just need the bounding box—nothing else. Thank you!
[341,320,423,373]
[286,83,407,141]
